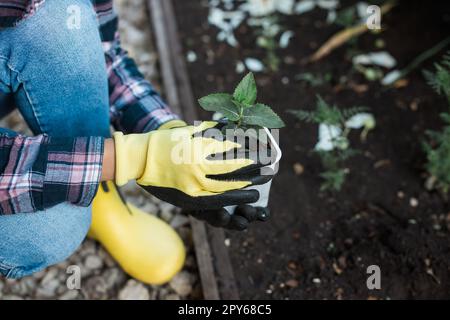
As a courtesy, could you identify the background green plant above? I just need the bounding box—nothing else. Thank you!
[422,52,450,194]
[288,96,369,191]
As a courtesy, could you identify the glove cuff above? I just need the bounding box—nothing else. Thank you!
[158,120,187,130]
[113,132,150,186]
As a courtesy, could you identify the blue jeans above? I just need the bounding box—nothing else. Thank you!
[0,0,110,278]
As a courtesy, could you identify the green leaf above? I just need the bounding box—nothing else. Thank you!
[198,93,240,121]
[242,103,285,128]
[233,72,257,105]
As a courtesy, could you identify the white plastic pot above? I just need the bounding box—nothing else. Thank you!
[225,127,282,214]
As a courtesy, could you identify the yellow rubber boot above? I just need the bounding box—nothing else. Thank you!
[89,181,186,285]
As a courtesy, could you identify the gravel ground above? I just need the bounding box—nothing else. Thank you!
[0,0,200,300]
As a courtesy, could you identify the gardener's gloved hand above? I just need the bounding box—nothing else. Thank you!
[187,205,270,231]
[114,121,273,210]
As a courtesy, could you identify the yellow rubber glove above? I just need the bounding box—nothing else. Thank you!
[114,121,271,210]
[157,119,187,130]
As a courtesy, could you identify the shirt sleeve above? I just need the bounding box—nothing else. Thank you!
[101,14,180,134]
[0,133,104,214]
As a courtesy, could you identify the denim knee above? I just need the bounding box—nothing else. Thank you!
[0,0,110,138]
[0,203,91,279]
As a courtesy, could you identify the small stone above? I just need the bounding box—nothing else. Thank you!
[55,260,70,270]
[285,279,299,288]
[332,263,343,275]
[170,215,190,229]
[82,276,109,300]
[312,278,321,284]
[160,209,174,222]
[160,202,176,218]
[169,271,192,296]
[2,295,23,300]
[284,56,296,64]
[224,238,231,247]
[140,201,159,215]
[98,248,117,268]
[102,268,123,290]
[40,268,58,286]
[84,255,103,270]
[126,26,146,46]
[119,280,150,300]
[139,53,153,64]
[287,261,297,270]
[409,197,419,207]
[186,51,197,63]
[338,256,347,268]
[425,176,437,191]
[293,163,304,175]
[36,279,60,298]
[397,191,405,199]
[9,280,28,296]
[32,270,47,280]
[58,290,79,300]
[80,240,97,256]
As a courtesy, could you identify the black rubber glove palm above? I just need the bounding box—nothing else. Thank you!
[187,205,270,231]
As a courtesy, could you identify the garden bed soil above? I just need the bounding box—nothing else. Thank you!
[173,0,450,299]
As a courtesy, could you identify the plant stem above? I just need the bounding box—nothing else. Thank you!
[392,36,450,84]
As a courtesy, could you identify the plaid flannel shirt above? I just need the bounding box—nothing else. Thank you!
[0,0,179,214]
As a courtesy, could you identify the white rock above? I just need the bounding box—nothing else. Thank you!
[356,2,370,19]
[58,290,79,300]
[97,247,117,268]
[119,280,150,300]
[235,61,246,74]
[295,0,315,14]
[103,268,125,290]
[159,202,175,221]
[169,271,193,296]
[2,295,23,300]
[125,26,147,46]
[139,199,159,214]
[84,255,103,270]
[279,30,294,48]
[170,214,190,229]
[245,58,264,72]
[40,268,59,286]
[382,70,401,85]
[315,124,342,151]
[345,113,376,130]
[353,52,397,69]
[186,51,197,63]
[410,198,419,207]
[317,0,339,10]
[36,279,60,298]
[9,280,28,296]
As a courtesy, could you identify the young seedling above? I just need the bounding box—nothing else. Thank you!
[422,52,450,194]
[199,72,284,214]
[288,95,374,191]
[198,72,285,134]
